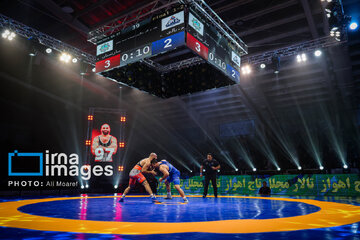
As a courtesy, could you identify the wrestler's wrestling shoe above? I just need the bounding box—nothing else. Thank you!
[119,197,124,202]
[164,196,173,200]
[152,198,161,203]
[184,198,189,203]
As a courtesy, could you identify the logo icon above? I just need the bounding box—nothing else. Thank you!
[161,11,184,31]
[166,16,181,28]
[192,18,201,32]
[96,40,113,56]
[188,12,204,36]
[8,150,43,176]
[231,51,241,67]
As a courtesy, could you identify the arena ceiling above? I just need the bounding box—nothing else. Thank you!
[1,0,359,128]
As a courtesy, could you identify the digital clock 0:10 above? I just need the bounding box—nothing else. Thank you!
[209,52,226,70]
[121,45,151,62]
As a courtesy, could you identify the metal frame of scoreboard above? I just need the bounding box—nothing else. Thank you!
[95,2,247,84]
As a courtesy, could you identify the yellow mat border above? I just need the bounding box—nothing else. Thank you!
[0,195,360,235]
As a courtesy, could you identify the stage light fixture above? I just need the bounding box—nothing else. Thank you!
[235,168,238,172]
[118,166,124,172]
[297,53,307,63]
[60,52,71,63]
[277,167,281,171]
[85,184,89,188]
[120,116,126,122]
[241,65,251,75]
[29,52,36,57]
[350,22,358,30]
[81,185,84,189]
[72,58,78,63]
[190,170,193,173]
[46,48,52,54]
[88,115,94,121]
[114,185,118,189]
[252,168,257,172]
[298,166,302,170]
[92,67,96,72]
[319,166,324,170]
[260,63,266,69]
[343,164,348,169]
[217,170,220,172]
[2,30,16,40]
[314,50,322,57]
[119,142,125,148]
[85,140,91,146]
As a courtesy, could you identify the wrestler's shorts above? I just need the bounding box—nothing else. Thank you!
[129,167,146,186]
[166,169,180,185]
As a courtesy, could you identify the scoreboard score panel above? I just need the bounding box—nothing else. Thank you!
[95,6,243,84]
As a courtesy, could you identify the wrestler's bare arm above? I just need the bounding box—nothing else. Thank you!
[109,136,118,153]
[159,165,169,182]
[91,136,100,154]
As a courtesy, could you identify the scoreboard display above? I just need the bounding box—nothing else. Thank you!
[95,5,243,84]
[95,5,186,72]
[186,10,241,83]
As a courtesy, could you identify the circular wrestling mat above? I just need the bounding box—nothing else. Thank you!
[0,195,360,235]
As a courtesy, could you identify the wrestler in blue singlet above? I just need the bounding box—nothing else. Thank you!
[159,160,181,185]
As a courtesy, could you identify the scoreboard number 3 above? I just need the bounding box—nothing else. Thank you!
[105,60,111,68]
[195,42,201,52]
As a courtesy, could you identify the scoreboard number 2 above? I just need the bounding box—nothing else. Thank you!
[232,70,236,78]
[164,38,172,49]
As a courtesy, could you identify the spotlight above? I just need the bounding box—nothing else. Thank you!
[92,67,96,72]
[119,142,125,148]
[118,165,124,172]
[235,168,239,172]
[301,53,307,61]
[72,58,78,63]
[298,166,302,170]
[1,29,10,38]
[2,30,16,40]
[314,50,322,57]
[350,22,358,30]
[252,168,257,172]
[60,52,71,63]
[319,166,324,170]
[120,116,126,122]
[241,65,251,75]
[29,52,36,57]
[217,169,220,172]
[190,170,193,173]
[114,185,118,189]
[343,164,348,169]
[277,167,281,171]
[297,53,307,63]
[45,48,52,54]
[81,185,84,189]
[260,63,266,69]
[85,184,89,188]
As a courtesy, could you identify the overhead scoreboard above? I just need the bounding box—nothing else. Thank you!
[95,5,243,84]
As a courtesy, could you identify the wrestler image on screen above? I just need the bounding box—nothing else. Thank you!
[91,124,118,162]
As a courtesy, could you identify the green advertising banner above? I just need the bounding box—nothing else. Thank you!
[157,174,360,196]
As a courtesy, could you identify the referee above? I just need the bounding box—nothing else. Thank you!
[200,153,221,198]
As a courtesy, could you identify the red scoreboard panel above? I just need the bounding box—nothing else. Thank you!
[186,32,209,61]
[95,54,121,73]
